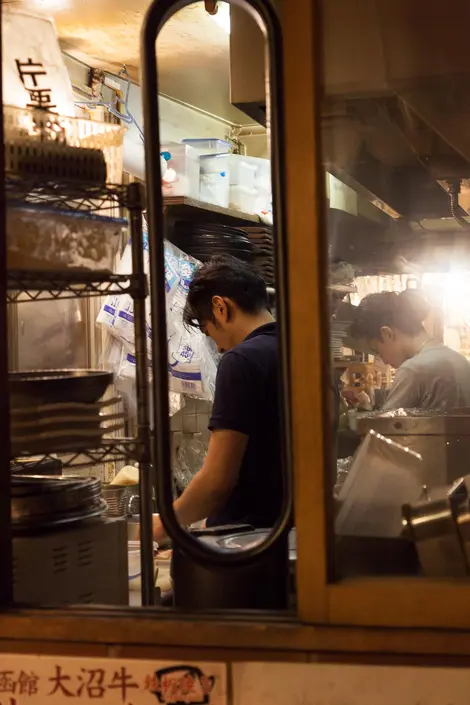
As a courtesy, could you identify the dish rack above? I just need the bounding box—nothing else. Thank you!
[4,166,156,606]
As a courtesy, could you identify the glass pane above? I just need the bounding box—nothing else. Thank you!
[146,0,293,613]
[322,0,470,579]
[4,0,293,614]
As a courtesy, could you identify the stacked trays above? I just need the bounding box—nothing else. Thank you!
[9,370,124,455]
[242,227,275,286]
[11,475,106,534]
[331,320,351,359]
[171,222,253,263]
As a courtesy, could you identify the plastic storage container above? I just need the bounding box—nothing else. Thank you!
[245,156,272,213]
[7,206,125,271]
[249,156,272,190]
[160,143,200,199]
[229,154,258,190]
[229,185,258,214]
[182,138,231,155]
[199,153,230,208]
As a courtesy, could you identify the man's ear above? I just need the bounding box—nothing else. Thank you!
[380,325,394,341]
[212,295,227,321]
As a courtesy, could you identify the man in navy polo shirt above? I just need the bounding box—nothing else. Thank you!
[152,255,282,542]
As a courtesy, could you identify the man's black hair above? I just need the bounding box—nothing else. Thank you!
[349,289,430,341]
[183,255,269,328]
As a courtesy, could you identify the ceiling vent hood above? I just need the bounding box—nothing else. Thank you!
[230,0,470,220]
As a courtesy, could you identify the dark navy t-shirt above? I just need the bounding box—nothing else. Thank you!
[206,322,283,529]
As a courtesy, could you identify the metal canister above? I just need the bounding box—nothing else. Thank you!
[101,485,137,517]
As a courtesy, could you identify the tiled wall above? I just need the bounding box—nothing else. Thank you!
[170,397,212,478]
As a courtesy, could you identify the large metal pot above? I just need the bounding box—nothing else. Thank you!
[358,412,470,487]
[172,526,291,610]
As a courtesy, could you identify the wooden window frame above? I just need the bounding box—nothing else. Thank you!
[286,0,470,632]
[2,0,470,662]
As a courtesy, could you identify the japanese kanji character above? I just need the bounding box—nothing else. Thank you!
[15,58,46,88]
[16,671,39,697]
[26,88,56,109]
[47,665,75,697]
[0,673,15,695]
[107,668,138,702]
[76,668,106,699]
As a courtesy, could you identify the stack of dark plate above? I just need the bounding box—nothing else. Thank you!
[242,227,275,286]
[9,370,123,455]
[11,475,106,534]
[171,222,253,263]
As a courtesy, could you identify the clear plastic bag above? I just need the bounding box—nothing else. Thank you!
[173,435,207,490]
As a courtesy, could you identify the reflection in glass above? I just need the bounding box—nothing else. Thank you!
[324,0,470,579]
[144,0,291,611]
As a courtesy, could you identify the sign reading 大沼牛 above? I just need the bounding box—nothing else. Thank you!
[0,656,227,705]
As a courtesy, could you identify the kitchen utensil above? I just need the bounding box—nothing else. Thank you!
[403,480,469,577]
[9,369,114,405]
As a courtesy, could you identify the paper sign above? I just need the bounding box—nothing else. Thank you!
[0,655,227,705]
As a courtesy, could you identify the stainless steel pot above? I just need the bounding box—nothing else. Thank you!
[358,412,470,487]
[172,526,291,610]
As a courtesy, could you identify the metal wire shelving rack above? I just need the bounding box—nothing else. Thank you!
[6,176,156,606]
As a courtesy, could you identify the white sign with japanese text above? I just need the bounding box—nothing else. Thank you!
[0,655,227,705]
[2,7,75,115]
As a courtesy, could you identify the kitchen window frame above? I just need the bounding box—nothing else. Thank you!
[2,0,470,663]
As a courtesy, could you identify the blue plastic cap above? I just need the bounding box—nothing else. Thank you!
[220,172,226,177]
[161,151,171,161]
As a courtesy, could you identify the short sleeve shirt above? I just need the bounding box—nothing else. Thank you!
[206,322,283,528]
[383,341,470,411]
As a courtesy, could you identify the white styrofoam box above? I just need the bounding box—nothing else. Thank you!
[182,137,231,155]
[229,185,258,215]
[160,142,200,199]
[229,154,258,189]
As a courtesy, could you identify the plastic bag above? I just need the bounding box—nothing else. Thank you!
[97,235,216,404]
[173,436,207,490]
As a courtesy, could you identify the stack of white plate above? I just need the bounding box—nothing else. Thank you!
[11,397,124,455]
